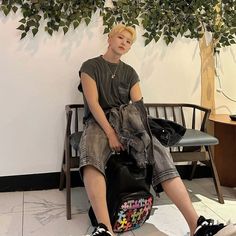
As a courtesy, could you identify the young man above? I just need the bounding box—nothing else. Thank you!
[78,24,227,236]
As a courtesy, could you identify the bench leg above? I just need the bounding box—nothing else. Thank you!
[206,146,224,204]
[59,150,66,191]
[66,169,72,220]
[189,161,198,180]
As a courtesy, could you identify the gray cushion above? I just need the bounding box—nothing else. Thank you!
[70,129,219,150]
[173,129,219,147]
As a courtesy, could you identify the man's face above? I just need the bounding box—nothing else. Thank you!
[108,30,133,56]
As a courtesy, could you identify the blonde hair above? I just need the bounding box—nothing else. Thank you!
[108,24,136,43]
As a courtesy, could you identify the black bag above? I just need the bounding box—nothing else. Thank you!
[148,116,186,147]
[89,151,153,233]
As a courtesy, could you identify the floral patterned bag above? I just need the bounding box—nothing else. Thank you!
[111,191,153,233]
[88,151,153,232]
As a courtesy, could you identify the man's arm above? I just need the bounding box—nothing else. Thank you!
[130,82,143,102]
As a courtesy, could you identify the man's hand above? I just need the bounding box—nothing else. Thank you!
[107,129,124,153]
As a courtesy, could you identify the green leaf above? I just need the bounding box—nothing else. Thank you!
[2,6,11,16]
[132,18,139,26]
[73,21,80,29]
[45,27,51,35]
[25,26,30,32]
[59,21,66,26]
[154,35,160,42]
[17,24,25,31]
[120,0,128,4]
[27,20,37,27]
[48,28,53,36]
[230,28,236,34]
[103,27,110,34]
[20,32,27,39]
[109,16,115,26]
[54,24,59,31]
[12,6,18,13]
[34,14,42,22]
[164,37,170,45]
[169,36,174,43]
[198,33,204,38]
[65,21,71,27]
[34,4,41,11]
[32,28,38,36]
[63,26,69,34]
[142,32,149,38]
[145,38,152,46]
[85,17,91,25]
[19,18,26,24]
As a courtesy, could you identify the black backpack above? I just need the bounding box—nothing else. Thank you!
[89,151,153,233]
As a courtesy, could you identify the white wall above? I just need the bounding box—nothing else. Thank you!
[0,11,234,176]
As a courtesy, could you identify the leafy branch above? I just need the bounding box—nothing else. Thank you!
[1,0,236,51]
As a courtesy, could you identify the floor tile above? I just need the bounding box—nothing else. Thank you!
[131,222,168,236]
[23,188,91,236]
[23,212,90,236]
[0,191,23,213]
[184,178,236,223]
[24,187,89,216]
[146,205,189,236]
[0,212,22,236]
[70,187,91,214]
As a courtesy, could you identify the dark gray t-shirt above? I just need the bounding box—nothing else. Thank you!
[79,56,140,120]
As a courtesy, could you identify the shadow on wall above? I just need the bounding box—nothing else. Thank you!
[2,10,107,61]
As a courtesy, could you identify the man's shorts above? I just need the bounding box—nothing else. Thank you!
[79,119,179,192]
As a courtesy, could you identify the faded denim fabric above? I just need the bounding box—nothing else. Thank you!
[109,100,179,190]
[109,103,151,168]
[151,136,179,192]
[78,99,179,192]
[79,118,112,177]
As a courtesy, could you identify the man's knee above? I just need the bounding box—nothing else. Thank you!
[83,165,105,184]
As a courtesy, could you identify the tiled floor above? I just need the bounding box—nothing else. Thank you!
[0,178,235,236]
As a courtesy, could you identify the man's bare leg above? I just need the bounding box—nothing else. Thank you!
[83,165,114,235]
[161,177,198,236]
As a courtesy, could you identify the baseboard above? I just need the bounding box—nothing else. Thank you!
[176,165,211,179]
[0,171,84,192]
[0,165,211,192]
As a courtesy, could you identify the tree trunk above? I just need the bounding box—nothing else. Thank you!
[199,36,215,114]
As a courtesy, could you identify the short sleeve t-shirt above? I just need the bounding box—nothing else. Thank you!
[79,55,139,120]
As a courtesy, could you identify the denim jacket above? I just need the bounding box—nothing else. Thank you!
[109,99,154,168]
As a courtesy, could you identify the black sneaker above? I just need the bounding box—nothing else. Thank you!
[194,216,225,236]
[91,223,113,236]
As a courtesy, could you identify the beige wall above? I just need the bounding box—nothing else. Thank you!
[0,11,234,176]
[214,46,236,114]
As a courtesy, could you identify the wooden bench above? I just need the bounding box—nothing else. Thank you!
[59,103,224,220]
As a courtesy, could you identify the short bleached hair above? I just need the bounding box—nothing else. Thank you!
[108,24,136,43]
